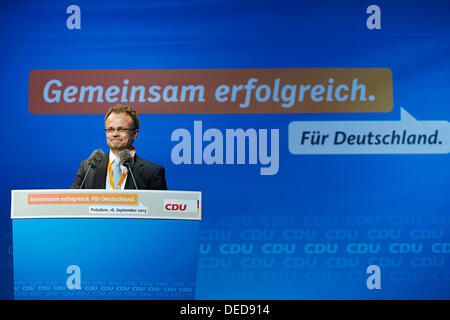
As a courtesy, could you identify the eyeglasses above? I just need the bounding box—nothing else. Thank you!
[105,127,137,134]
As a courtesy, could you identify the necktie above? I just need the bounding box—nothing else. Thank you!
[112,159,122,188]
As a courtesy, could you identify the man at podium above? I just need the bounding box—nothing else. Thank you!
[71,104,167,190]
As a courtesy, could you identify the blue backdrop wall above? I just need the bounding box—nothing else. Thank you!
[1,0,450,299]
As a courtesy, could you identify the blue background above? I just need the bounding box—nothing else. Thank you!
[1,0,450,299]
[13,219,199,299]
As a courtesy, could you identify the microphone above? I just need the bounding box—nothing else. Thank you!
[79,149,105,189]
[119,149,138,190]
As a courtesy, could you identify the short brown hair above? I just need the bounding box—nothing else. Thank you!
[105,105,139,129]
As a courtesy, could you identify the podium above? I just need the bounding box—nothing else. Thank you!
[11,189,202,300]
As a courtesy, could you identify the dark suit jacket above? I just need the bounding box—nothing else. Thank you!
[71,153,167,190]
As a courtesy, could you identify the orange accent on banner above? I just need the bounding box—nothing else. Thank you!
[29,68,393,114]
[27,193,138,205]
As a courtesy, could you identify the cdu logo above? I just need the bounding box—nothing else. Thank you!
[164,199,198,213]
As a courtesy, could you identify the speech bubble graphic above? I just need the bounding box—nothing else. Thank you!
[288,108,450,154]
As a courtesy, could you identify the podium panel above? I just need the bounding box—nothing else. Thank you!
[11,189,201,300]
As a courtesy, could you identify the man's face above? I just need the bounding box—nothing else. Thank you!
[105,112,138,151]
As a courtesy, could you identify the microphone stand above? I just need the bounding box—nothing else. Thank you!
[127,164,138,190]
[79,165,92,189]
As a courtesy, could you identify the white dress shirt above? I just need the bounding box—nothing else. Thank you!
[105,151,128,190]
